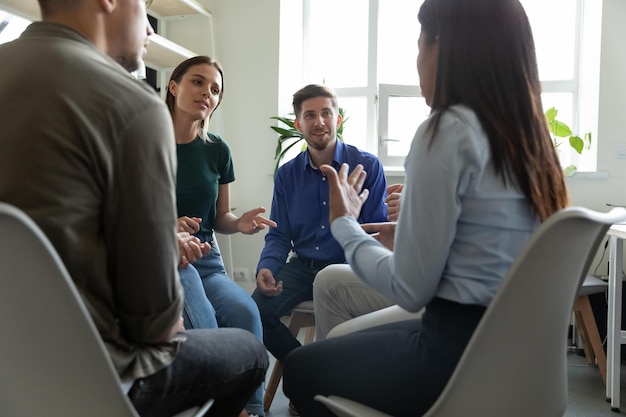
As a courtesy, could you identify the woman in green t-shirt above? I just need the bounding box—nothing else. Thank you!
[166,55,276,417]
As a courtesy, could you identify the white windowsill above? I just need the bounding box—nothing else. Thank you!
[385,168,610,180]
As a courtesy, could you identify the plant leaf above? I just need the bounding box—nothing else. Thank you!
[584,132,592,149]
[270,116,297,129]
[274,138,306,176]
[271,126,302,138]
[563,165,577,176]
[569,135,584,154]
[549,120,573,138]
[275,137,301,158]
[545,107,558,122]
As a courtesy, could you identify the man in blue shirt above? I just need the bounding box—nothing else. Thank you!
[252,84,388,363]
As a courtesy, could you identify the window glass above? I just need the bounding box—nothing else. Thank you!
[0,12,30,45]
[301,0,598,171]
[307,0,369,87]
[386,96,428,157]
[521,0,578,81]
[338,97,368,151]
[378,0,420,86]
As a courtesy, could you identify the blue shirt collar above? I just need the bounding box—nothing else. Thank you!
[302,138,344,171]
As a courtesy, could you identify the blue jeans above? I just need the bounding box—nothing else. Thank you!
[180,244,265,416]
[179,265,218,329]
[251,260,320,362]
[129,328,268,417]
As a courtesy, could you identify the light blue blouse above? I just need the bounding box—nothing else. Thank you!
[331,104,540,311]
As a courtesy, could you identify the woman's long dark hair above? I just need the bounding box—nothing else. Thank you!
[418,0,568,220]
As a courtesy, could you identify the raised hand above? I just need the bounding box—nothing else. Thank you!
[319,163,370,223]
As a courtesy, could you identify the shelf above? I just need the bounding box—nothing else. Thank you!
[0,0,210,20]
[149,0,211,18]
[0,0,205,70]
[145,34,196,70]
[0,0,40,20]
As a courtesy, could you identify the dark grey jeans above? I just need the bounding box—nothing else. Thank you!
[283,297,485,417]
[128,328,268,417]
[252,260,320,362]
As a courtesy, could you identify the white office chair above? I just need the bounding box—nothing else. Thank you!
[315,206,626,417]
[0,202,212,417]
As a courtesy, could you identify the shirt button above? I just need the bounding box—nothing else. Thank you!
[322,177,326,181]
[321,225,326,229]
[315,247,320,251]
[323,201,327,205]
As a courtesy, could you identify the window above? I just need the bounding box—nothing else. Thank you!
[0,11,29,45]
[302,0,601,172]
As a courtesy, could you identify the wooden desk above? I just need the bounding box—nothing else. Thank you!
[606,224,626,411]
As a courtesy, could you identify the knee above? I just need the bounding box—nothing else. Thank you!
[233,297,262,323]
[252,291,278,322]
[314,265,352,302]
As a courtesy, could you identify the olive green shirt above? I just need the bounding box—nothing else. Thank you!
[0,22,184,381]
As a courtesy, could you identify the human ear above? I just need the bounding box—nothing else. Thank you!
[168,80,177,97]
[98,0,116,14]
[335,112,342,128]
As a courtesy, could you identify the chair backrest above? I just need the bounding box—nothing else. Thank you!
[0,202,139,417]
[422,206,626,417]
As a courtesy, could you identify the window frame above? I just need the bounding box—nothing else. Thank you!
[301,0,598,173]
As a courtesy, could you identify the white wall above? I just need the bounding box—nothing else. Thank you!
[199,0,626,288]
[566,0,626,275]
[200,0,281,291]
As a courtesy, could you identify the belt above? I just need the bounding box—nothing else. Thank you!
[294,256,341,271]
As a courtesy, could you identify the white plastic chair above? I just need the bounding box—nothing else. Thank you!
[315,206,626,417]
[0,202,212,417]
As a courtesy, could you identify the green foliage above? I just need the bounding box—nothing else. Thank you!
[545,107,592,176]
[270,107,348,176]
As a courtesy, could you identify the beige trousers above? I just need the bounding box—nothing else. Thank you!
[313,264,394,340]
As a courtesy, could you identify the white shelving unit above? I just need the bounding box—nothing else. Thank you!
[0,0,212,71]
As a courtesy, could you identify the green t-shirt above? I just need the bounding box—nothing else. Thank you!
[176,134,235,235]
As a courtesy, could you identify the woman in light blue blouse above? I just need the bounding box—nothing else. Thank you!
[283,0,569,415]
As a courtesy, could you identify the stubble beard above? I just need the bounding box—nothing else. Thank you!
[116,54,140,73]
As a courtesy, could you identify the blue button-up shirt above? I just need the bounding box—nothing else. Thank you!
[257,140,388,275]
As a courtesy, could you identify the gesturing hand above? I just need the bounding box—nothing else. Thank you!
[237,207,278,235]
[319,163,370,223]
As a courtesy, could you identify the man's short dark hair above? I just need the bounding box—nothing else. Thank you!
[292,84,338,118]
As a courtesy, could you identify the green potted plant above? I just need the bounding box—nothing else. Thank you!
[270,107,348,176]
[545,106,592,176]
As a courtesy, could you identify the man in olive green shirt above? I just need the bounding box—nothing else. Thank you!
[0,0,267,416]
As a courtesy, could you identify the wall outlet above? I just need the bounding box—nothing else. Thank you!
[233,267,249,282]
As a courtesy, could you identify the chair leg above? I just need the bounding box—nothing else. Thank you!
[303,326,315,345]
[263,360,284,412]
[574,307,596,366]
[574,295,607,385]
[264,309,316,412]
